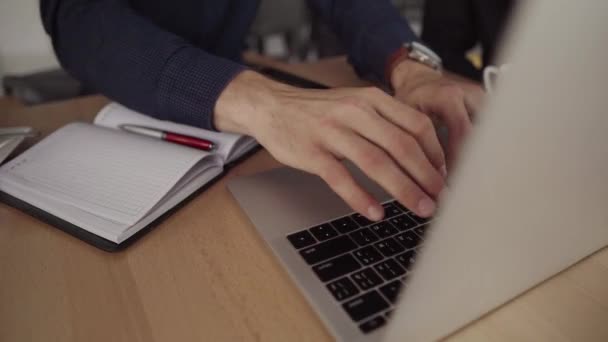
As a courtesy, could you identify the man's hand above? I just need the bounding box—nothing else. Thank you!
[215,71,446,220]
[390,59,484,167]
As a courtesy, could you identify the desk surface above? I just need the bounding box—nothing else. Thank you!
[1,56,608,342]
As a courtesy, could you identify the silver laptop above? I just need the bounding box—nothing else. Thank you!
[228,1,608,340]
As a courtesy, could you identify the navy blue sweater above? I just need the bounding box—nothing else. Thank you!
[40,0,416,130]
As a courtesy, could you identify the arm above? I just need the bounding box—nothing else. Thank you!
[306,0,417,82]
[40,0,245,130]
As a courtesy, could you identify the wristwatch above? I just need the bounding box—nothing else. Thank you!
[403,41,443,71]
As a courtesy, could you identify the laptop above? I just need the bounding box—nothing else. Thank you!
[228,1,608,340]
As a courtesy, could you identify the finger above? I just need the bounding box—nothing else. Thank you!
[325,127,437,217]
[438,99,472,166]
[361,88,446,174]
[312,153,384,221]
[343,106,444,198]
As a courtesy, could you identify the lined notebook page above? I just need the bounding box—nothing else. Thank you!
[94,102,256,162]
[0,123,212,226]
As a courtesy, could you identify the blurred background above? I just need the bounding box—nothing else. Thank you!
[0,0,512,104]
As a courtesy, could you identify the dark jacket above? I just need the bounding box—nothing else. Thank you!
[40,0,416,129]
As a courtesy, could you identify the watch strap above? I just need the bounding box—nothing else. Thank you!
[385,41,443,86]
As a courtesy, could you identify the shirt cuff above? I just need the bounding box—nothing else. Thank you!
[156,46,246,130]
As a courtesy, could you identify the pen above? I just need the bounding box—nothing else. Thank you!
[120,124,216,151]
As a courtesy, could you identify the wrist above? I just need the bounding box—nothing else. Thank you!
[387,42,443,91]
[390,58,442,93]
[214,70,290,135]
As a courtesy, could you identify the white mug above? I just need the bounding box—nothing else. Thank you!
[483,64,510,94]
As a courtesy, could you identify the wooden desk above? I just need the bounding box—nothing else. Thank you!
[1,57,607,342]
[0,96,24,112]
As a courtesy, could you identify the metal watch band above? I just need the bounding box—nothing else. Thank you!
[404,41,443,71]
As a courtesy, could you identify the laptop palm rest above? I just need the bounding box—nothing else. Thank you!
[228,162,390,241]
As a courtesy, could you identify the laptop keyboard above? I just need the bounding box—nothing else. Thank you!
[286,200,430,334]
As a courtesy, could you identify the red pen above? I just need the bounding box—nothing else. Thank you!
[121,124,216,151]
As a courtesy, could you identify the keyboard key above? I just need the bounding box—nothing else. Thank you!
[414,224,427,237]
[379,280,403,303]
[349,228,379,246]
[382,202,402,218]
[359,315,386,333]
[374,259,406,281]
[287,230,316,249]
[313,254,361,282]
[408,212,431,224]
[369,222,398,238]
[343,291,390,322]
[395,250,417,270]
[330,216,359,234]
[392,201,410,213]
[309,223,338,241]
[300,236,357,265]
[351,268,383,290]
[353,246,383,265]
[389,214,417,231]
[327,277,360,301]
[351,213,373,227]
[374,238,405,257]
[395,231,421,249]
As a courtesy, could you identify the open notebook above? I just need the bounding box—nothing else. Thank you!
[0,103,257,250]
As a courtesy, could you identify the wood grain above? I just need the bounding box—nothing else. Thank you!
[1,56,607,342]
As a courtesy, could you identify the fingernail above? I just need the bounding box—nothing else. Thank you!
[367,205,384,221]
[440,165,448,179]
[417,198,436,217]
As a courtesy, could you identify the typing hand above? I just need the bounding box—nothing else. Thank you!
[390,59,484,168]
[215,71,446,221]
